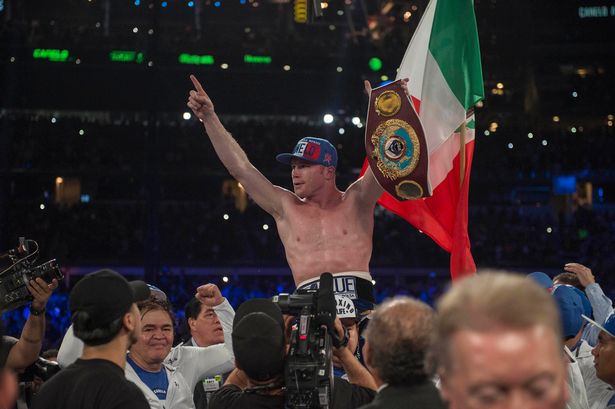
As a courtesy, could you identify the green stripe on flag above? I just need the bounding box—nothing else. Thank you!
[428,0,484,110]
[454,119,475,133]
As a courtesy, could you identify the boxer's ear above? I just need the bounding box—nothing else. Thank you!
[324,166,336,180]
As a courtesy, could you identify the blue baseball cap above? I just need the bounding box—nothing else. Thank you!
[583,313,615,338]
[571,287,593,318]
[528,272,553,291]
[553,285,585,338]
[276,137,338,168]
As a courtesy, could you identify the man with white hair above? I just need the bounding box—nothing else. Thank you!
[359,296,445,409]
[430,272,569,409]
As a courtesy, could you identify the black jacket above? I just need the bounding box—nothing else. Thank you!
[358,381,446,409]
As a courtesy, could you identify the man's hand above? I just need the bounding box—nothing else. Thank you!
[187,74,216,122]
[28,278,58,312]
[195,283,225,307]
[363,80,372,96]
[363,78,409,97]
[332,318,350,359]
[565,262,596,288]
[400,77,410,96]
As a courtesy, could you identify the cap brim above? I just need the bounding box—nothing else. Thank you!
[276,153,295,165]
[582,314,615,337]
[234,298,283,330]
[129,280,151,303]
[276,153,324,166]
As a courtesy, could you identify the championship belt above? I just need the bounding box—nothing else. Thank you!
[365,80,431,200]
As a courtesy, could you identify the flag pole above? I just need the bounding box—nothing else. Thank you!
[459,120,467,188]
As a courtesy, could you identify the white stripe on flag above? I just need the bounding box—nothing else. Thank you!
[396,0,437,101]
[429,123,475,189]
[420,52,467,156]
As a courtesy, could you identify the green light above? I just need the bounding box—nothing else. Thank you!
[243,54,272,64]
[178,53,215,65]
[109,50,144,63]
[33,49,69,62]
[368,57,383,72]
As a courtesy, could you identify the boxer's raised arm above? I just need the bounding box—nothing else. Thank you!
[352,166,384,206]
[347,79,384,205]
[187,75,287,218]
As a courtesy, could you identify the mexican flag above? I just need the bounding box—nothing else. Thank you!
[363,0,484,280]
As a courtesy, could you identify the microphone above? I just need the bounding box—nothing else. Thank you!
[315,272,348,347]
[315,272,336,328]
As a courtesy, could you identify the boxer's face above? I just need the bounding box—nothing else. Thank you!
[291,158,326,198]
[440,325,567,409]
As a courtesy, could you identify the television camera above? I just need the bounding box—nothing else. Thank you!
[0,238,63,312]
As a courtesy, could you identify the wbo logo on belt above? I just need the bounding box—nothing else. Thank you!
[364,79,431,200]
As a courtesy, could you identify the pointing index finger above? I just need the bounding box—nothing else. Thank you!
[190,74,206,94]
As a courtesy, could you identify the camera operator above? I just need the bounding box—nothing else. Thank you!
[208,298,376,409]
[0,278,58,372]
[332,297,370,382]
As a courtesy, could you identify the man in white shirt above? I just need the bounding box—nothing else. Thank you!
[583,314,615,408]
[58,283,235,409]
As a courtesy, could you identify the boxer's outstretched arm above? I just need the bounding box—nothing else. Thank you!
[187,75,287,218]
[350,167,384,206]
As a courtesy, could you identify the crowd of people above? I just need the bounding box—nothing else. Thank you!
[3,265,615,409]
[2,272,450,350]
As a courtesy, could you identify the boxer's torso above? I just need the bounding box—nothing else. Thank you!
[275,190,374,285]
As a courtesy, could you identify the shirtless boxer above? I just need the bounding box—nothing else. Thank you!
[187,75,399,310]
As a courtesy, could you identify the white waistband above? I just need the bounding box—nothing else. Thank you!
[297,271,373,289]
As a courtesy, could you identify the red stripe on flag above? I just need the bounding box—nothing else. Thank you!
[410,95,421,115]
[361,139,476,281]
